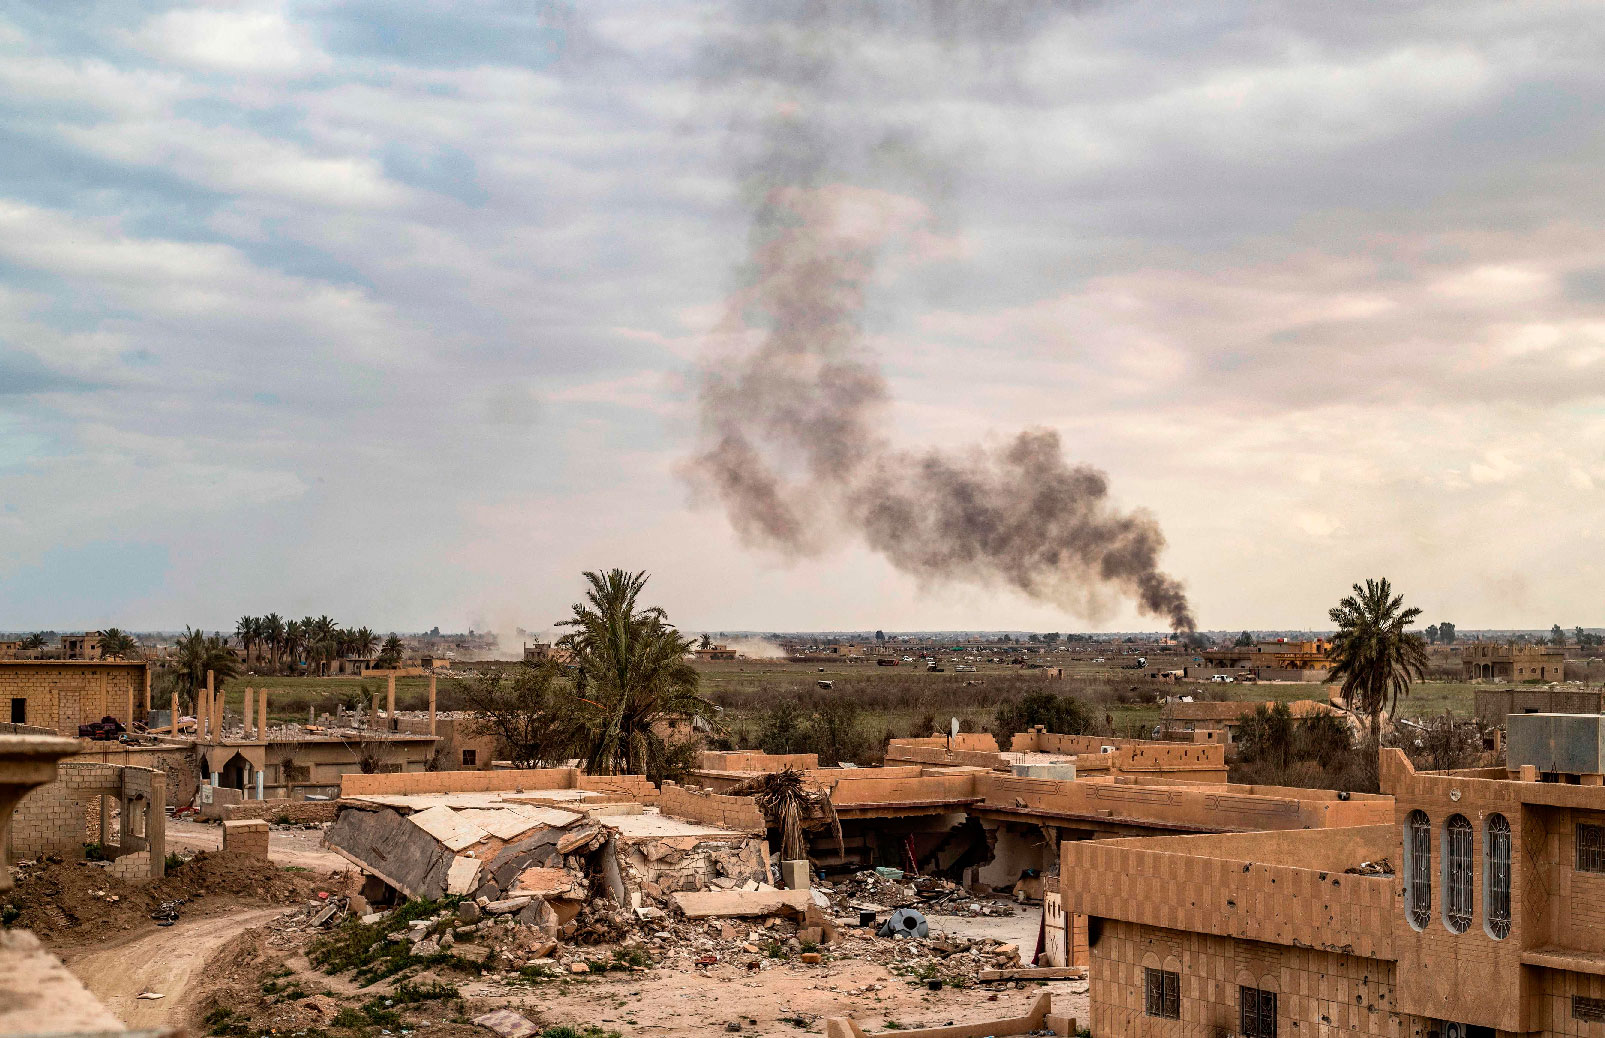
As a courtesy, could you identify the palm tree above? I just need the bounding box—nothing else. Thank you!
[263,613,285,671]
[353,627,378,658]
[235,616,256,664]
[557,568,712,776]
[97,628,139,659]
[376,634,405,669]
[284,620,306,672]
[171,627,240,709]
[1327,578,1430,744]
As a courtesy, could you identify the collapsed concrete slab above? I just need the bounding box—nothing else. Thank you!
[671,888,813,918]
[324,768,773,920]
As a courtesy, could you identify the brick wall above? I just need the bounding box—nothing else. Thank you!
[658,782,766,833]
[698,751,820,772]
[221,819,270,857]
[1090,918,1407,1037]
[11,763,122,858]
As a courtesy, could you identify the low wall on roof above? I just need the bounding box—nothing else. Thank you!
[658,782,766,833]
[1062,823,1397,958]
[829,771,983,808]
[698,751,819,772]
[339,766,655,799]
[980,773,1392,831]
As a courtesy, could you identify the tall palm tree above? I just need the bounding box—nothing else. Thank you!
[558,568,712,776]
[285,619,306,672]
[353,627,378,658]
[263,613,285,671]
[235,616,256,664]
[1327,578,1430,744]
[97,628,139,659]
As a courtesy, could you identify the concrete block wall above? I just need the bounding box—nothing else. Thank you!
[224,799,341,823]
[659,782,767,833]
[829,772,982,807]
[1089,918,1405,1038]
[222,819,270,857]
[0,663,143,735]
[576,773,657,801]
[11,763,122,858]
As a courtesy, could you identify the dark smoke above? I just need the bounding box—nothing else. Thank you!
[687,3,1194,632]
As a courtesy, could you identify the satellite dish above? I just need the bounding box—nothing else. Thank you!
[950,717,960,739]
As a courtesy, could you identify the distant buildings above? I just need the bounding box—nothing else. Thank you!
[1185,639,1334,682]
[1461,642,1565,682]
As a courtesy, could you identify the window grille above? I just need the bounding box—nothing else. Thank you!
[1144,968,1179,1019]
[1406,810,1432,928]
[1485,814,1511,939]
[1445,814,1473,933]
[1239,986,1276,1038]
[1579,823,1605,873]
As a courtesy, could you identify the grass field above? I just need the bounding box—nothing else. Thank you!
[201,656,1494,744]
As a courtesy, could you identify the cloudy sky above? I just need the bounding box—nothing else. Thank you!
[3,1,1605,637]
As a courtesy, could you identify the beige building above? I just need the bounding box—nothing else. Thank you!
[59,632,102,660]
[0,660,147,735]
[1065,713,1605,1037]
[1462,642,1566,682]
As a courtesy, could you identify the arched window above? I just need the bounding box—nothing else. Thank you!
[1405,810,1432,929]
[1485,814,1511,939]
[1444,814,1474,934]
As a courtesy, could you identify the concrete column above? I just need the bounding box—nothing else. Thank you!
[387,675,396,731]
[258,689,268,739]
[243,688,255,740]
[372,690,381,727]
[428,674,437,736]
[205,670,215,737]
[125,680,134,732]
[170,691,179,735]
[255,770,265,800]
[97,795,110,849]
[144,667,152,714]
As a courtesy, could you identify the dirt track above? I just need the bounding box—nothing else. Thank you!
[68,907,288,1028]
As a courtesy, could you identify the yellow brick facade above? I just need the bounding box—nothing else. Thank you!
[0,661,146,735]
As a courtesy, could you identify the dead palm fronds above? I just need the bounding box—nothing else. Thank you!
[727,768,843,861]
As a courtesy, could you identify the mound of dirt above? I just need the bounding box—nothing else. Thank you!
[6,852,329,946]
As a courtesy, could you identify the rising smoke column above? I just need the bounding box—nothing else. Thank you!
[687,4,1195,633]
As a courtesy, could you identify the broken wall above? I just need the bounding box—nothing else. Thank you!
[658,782,766,832]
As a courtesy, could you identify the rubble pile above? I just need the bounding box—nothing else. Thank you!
[821,870,1017,919]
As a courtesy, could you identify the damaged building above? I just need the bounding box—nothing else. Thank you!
[323,768,777,940]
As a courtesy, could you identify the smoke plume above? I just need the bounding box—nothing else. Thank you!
[687,4,1194,632]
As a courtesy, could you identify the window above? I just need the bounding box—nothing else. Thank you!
[1406,810,1432,929]
[9,697,23,724]
[461,749,477,767]
[1240,986,1276,1038]
[1579,823,1605,873]
[1485,814,1511,939]
[1144,967,1179,1019]
[1444,814,1473,933]
[1575,995,1605,1023]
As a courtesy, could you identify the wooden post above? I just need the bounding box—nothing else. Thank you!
[372,689,381,728]
[428,673,437,736]
[387,674,396,732]
[243,688,255,740]
[258,689,268,739]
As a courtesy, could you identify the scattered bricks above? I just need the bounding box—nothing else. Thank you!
[221,818,270,858]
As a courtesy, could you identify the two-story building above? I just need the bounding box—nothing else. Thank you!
[1065,711,1605,1037]
[1462,642,1565,683]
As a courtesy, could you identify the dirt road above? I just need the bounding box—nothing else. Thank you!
[68,907,288,1028]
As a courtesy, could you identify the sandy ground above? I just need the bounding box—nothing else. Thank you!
[166,818,352,872]
[67,907,290,1028]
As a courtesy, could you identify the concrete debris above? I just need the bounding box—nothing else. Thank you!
[825,870,1017,920]
[473,1009,541,1038]
[673,889,813,919]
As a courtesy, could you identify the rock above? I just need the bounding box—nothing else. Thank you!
[411,937,441,956]
[568,962,590,974]
[726,1023,742,1032]
[473,1009,540,1038]
[800,952,822,964]
[741,943,760,953]
[440,932,456,949]
[484,896,534,916]
[458,901,482,924]
[455,943,491,963]
[797,927,822,946]
[720,923,741,941]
